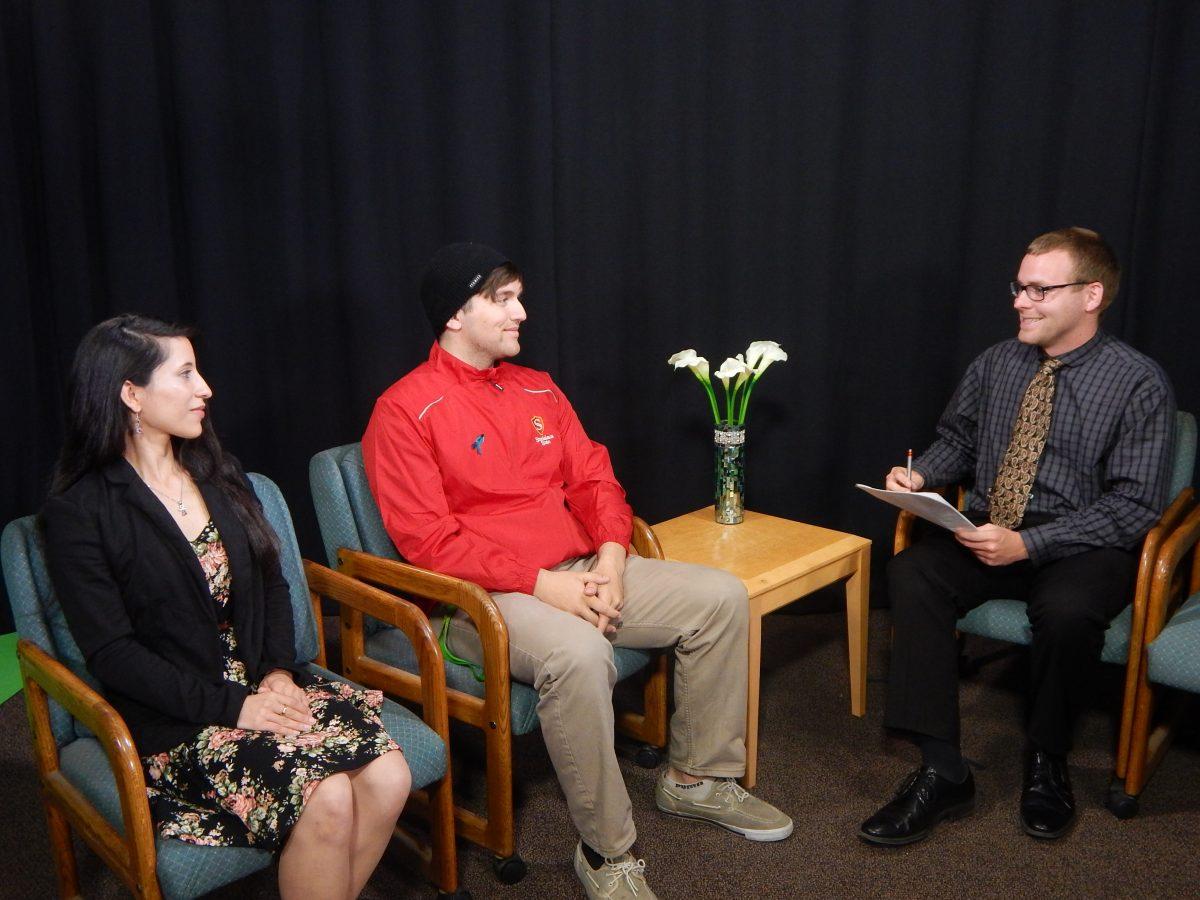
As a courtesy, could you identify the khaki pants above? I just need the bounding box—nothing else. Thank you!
[446,554,749,856]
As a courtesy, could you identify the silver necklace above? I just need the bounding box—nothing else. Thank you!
[143,471,189,516]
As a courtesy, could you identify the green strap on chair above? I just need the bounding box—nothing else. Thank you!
[438,610,485,683]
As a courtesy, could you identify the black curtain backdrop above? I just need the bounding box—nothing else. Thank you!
[3,1,1198,632]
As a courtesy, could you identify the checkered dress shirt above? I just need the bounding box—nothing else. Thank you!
[913,331,1177,564]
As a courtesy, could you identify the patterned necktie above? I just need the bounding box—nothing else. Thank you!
[988,356,1063,529]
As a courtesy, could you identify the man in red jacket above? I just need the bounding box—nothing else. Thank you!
[363,243,792,899]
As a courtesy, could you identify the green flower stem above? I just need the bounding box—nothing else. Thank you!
[737,374,760,425]
[693,371,722,424]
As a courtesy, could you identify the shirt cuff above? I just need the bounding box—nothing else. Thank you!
[1019,525,1053,565]
[219,683,252,728]
[591,508,632,545]
[595,529,631,552]
[515,566,540,596]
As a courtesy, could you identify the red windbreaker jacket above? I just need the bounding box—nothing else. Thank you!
[362,343,633,601]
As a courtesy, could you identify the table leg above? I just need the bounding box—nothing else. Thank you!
[741,606,763,789]
[845,545,871,717]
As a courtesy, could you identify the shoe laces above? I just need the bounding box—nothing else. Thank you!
[603,857,648,894]
[1028,751,1061,780]
[714,778,750,804]
[893,766,938,802]
[1026,752,1071,799]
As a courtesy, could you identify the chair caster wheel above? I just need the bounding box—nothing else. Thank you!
[438,891,472,900]
[634,745,662,769]
[1105,783,1139,819]
[492,853,528,884]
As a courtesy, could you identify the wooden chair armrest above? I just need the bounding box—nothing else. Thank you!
[1145,501,1200,644]
[893,485,960,555]
[334,549,512,712]
[17,639,159,890]
[1121,488,1196,760]
[631,516,665,560]
[1130,488,1195,625]
[894,511,919,555]
[303,561,451,742]
[336,547,508,681]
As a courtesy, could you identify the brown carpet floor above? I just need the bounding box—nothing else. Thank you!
[2,607,1197,899]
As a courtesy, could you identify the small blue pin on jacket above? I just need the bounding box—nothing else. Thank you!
[471,434,485,455]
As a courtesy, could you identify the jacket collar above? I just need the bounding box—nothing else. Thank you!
[103,457,193,536]
[103,457,239,624]
[427,340,506,383]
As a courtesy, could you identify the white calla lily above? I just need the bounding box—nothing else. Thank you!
[668,348,710,380]
[734,353,752,389]
[669,347,720,422]
[668,348,699,368]
[669,340,785,426]
[713,357,750,423]
[714,356,749,385]
[745,340,788,375]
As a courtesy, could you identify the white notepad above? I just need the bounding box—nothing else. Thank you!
[855,484,978,532]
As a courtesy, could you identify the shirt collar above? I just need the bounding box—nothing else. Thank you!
[1049,330,1107,368]
[428,341,503,382]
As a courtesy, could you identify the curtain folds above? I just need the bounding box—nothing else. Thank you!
[3,1,1198,630]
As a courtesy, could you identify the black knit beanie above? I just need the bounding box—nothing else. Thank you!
[420,242,511,334]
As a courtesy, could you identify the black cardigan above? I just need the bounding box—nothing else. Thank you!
[41,458,299,755]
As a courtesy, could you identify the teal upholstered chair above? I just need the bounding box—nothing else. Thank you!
[2,474,462,899]
[893,410,1196,817]
[309,443,667,884]
[1122,500,1200,809]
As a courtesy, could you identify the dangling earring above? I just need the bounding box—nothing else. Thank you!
[134,411,143,434]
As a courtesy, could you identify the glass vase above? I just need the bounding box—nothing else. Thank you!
[713,425,746,524]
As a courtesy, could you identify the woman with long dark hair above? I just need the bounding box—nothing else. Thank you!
[42,315,411,899]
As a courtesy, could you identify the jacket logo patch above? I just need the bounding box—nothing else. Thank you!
[531,416,555,446]
[471,433,485,455]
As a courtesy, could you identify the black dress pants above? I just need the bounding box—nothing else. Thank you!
[883,522,1136,756]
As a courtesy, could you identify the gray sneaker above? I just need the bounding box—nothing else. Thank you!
[573,841,657,899]
[655,773,794,841]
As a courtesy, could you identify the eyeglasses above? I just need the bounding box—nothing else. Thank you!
[1009,280,1088,302]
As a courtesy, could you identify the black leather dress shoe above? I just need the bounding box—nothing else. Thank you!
[858,765,975,846]
[1021,750,1075,839]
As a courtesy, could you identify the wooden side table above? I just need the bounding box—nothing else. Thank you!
[652,507,871,788]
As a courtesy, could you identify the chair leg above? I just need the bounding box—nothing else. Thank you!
[483,717,515,853]
[491,853,527,885]
[444,658,665,885]
[1129,692,1187,800]
[1122,681,1190,806]
[389,786,468,897]
[43,803,81,900]
[640,654,669,749]
[1115,692,1136,780]
[1124,674,1158,799]
[631,743,663,769]
[1108,686,1142,817]
[1105,777,1140,819]
[440,713,525,884]
[426,774,462,897]
[615,655,670,749]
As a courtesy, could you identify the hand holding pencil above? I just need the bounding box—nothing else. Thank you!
[884,449,925,492]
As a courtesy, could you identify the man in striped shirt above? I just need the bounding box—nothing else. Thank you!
[859,228,1176,846]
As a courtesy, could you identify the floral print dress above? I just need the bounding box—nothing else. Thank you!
[139,519,399,849]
